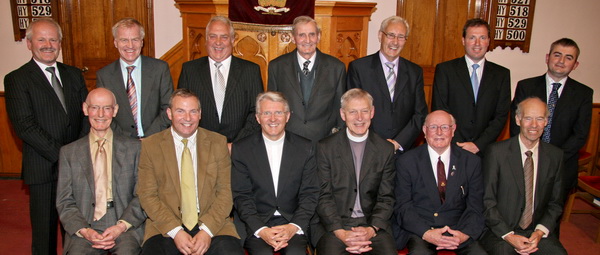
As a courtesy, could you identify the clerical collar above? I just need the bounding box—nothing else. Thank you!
[346,128,368,142]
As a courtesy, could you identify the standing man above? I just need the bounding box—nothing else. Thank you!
[481,98,567,254]
[4,18,88,254]
[57,88,145,254]
[394,110,486,254]
[137,89,244,255]
[432,18,511,155]
[232,92,319,254]
[178,16,263,147]
[97,18,174,139]
[316,89,396,254]
[347,16,427,153]
[510,38,592,194]
[268,15,346,143]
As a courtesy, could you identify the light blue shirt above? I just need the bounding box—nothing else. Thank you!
[119,57,143,137]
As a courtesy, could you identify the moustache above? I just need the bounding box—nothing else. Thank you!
[40,47,57,52]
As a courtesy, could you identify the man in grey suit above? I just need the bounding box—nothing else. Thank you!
[481,97,567,254]
[316,89,396,254]
[5,18,88,254]
[57,88,145,254]
[178,16,263,149]
[268,15,346,143]
[97,18,174,139]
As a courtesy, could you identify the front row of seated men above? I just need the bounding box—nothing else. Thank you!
[57,86,567,255]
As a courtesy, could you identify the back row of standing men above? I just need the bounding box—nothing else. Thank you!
[4,12,591,255]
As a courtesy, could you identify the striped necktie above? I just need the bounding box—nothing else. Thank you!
[126,66,139,134]
[385,62,396,101]
[542,83,561,143]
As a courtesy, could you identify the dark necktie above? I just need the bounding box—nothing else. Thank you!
[302,60,311,76]
[519,151,534,229]
[45,66,66,111]
[542,82,561,143]
[126,66,138,133]
[437,156,447,203]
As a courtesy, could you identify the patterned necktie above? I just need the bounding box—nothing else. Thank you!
[180,138,197,230]
[519,151,534,229]
[214,62,226,122]
[45,67,66,111]
[437,156,447,203]
[471,64,480,102]
[542,83,561,143]
[385,62,396,101]
[302,60,311,76]
[93,139,108,221]
[126,66,139,133]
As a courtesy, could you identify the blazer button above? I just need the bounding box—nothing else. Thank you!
[433,213,438,217]
[349,208,353,211]
[353,189,357,192]
[304,121,307,124]
[91,203,95,207]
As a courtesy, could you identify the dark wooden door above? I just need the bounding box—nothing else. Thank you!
[57,0,154,90]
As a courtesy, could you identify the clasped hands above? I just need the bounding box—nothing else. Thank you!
[258,224,299,252]
[334,226,377,254]
[422,226,470,250]
[174,229,212,255]
[79,222,128,250]
[505,230,544,255]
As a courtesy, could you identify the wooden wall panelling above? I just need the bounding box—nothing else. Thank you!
[0,93,23,177]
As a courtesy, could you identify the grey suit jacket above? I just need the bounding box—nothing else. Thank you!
[268,49,346,143]
[96,56,173,138]
[316,129,396,232]
[483,136,565,238]
[57,131,145,241]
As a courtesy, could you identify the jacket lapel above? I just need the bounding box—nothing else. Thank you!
[28,60,67,116]
[78,136,96,197]
[508,137,525,198]
[223,57,241,112]
[254,134,277,197]
[393,58,409,102]
[534,142,550,210]
[338,130,357,183]
[284,51,303,101]
[160,130,181,201]
[110,61,135,121]
[276,134,294,197]
[456,57,475,102]
[421,147,443,207]
[445,146,462,206]
[196,129,210,212]
[371,53,392,102]
[140,56,154,115]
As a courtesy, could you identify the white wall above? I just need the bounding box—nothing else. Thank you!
[1,0,599,103]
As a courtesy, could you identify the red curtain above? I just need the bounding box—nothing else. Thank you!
[229,0,315,25]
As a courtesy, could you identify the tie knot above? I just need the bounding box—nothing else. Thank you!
[96,138,106,148]
[525,151,532,157]
[303,60,310,68]
[127,65,135,72]
[215,62,223,69]
[385,62,395,70]
[182,138,189,147]
[472,63,480,70]
[551,82,561,90]
[45,66,57,75]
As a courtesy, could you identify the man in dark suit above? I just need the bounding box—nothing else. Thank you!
[57,88,145,254]
[481,97,567,254]
[178,16,263,148]
[137,89,243,255]
[316,89,396,254]
[432,18,511,155]
[268,16,346,143]
[347,16,427,152]
[394,110,486,254]
[510,38,592,194]
[232,91,319,254]
[4,18,88,254]
[97,18,173,139]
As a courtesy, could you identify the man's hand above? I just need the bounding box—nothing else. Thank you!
[333,228,373,254]
[258,227,283,250]
[386,139,401,151]
[227,143,233,154]
[422,226,460,250]
[173,230,195,255]
[80,228,115,250]
[270,224,299,251]
[456,142,479,154]
[99,222,128,242]
[505,233,539,254]
[191,230,212,255]
[439,228,470,250]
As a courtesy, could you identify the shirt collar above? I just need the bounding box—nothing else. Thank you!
[518,135,540,155]
[208,55,232,67]
[262,132,285,145]
[119,56,141,69]
[33,58,57,71]
[170,127,198,147]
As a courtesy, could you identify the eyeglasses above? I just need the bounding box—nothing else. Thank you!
[426,124,453,132]
[258,111,288,117]
[381,31,407,41]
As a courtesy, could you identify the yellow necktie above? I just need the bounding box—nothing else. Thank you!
[181,138,197,229]
[93,138,108,221]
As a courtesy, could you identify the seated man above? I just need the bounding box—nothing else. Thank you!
[315,88,396,254]
[137,89,244,255]
[394,110,486,254]
[57,88,145,254]
[232,91,319,254]
[481,97,567,254]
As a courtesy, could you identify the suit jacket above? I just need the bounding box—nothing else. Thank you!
[393,144,484,249]
[137,128,238,242]
[4,59,88,185]
[482,136,565,239]
[316,130,396,233]
[96,55,174,138]
[432,57,511,154]
[510,74,593,190]
[178,56,263,143]
[268,49,346,143]
[56,132,145,242]
[347,52,428,149]
[231,131,319,234]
